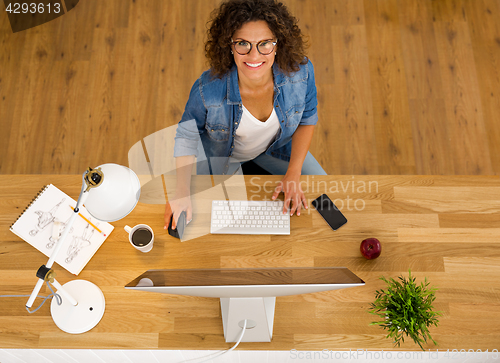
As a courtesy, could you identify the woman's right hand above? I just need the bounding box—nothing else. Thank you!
[164,195,192,231]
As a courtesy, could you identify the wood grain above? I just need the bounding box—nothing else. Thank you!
[465,0,500,177]
[433,0,493,174]
[1,0,500,175]
[1,174,500,350]
[364,0,416,175]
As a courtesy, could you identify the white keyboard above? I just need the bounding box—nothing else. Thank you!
[210,200,290,235]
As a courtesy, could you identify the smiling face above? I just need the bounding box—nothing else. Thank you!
[231,20,276,84]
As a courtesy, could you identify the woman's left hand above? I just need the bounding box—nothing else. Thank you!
[272,172,308,216]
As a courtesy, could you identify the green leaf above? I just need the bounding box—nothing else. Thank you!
[368,269,440,351]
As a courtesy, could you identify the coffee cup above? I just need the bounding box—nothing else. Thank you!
[124,224,154,252]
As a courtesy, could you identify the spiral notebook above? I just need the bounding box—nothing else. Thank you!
[9,184,114,275]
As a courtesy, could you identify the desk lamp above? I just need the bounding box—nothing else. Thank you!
[25,164,141,334]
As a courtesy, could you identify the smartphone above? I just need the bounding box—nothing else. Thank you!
[311,194,348,231]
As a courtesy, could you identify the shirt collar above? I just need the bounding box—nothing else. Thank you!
[227,63,287,105]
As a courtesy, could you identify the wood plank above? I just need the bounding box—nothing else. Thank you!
[315,256,445,273]
[295,242,500,259]
[439,213,500,228]
[220,256,314,269]
[430,0,467,23]
[399,0,453,175]
[408,99,453,174]
[316,213,440,229]
[382,199,500,214]
[398,0,443,100]
[398,228,500,242]
[38,332,159,348]
[159,332,294,350]
[431,335,500,350]
[293,334,399,350]
[0,332,40,349]
[8,28,54,174]
[433,9,493,174]
[438,286,500,304]
[281,0,343,173]
[364,0,416,174]
[173,317,223,335]
[327,24,378,174]
[465,0,500,176]
[0,29,27,174]
[394,186,500,200]
[449,302,500,319]
[286,0,338,84]
[443,257,500,274]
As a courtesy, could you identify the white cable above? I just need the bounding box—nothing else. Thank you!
[180,319,248,363]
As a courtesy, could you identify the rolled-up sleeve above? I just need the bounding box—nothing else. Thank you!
[173,78,207,158]
[299,59,319,126]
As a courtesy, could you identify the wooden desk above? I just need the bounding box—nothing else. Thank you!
[1,175,500,350]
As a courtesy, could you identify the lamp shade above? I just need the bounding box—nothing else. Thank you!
[84,163,141,222]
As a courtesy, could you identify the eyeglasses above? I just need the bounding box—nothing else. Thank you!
[231,39,278,55]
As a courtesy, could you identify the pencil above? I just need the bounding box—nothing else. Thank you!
[69,205,106,236]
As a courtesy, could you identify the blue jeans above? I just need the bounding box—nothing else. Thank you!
[197,152,327,175]
[248,152,327,175]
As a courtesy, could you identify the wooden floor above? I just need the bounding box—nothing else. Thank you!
[1,0,500,175]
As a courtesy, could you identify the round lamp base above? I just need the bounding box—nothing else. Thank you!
[51,280,105,334]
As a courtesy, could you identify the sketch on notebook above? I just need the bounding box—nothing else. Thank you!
[65,223,94,264]
[10,184,115,275]
[29,198,66,237]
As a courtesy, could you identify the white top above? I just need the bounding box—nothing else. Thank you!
[232,105,280,162]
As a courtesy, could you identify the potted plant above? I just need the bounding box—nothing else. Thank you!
[368,269,441,350]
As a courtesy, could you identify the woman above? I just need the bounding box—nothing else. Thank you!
[164,0,326,231]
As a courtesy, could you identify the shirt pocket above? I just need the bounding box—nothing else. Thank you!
[285,104,305,127]
[205,123,229,142]
[205,106,230,142]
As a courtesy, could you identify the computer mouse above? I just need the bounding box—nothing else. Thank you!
[168,211,186,239]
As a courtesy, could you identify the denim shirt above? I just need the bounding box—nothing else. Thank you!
[174,59,318,175]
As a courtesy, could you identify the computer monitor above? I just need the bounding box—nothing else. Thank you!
[125,267,364,342]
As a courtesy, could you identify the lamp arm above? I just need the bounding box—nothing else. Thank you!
[46,179,89,270]
[26,171,90,309]
[72,171,90,214]
[26,279,45,309]
[51,278,78,305]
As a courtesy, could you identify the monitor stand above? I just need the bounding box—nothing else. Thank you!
[220,297,276,342]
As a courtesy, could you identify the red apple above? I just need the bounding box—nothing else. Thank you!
[360,238,381,260]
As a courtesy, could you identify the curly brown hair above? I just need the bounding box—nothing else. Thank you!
[205,0,308,78]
